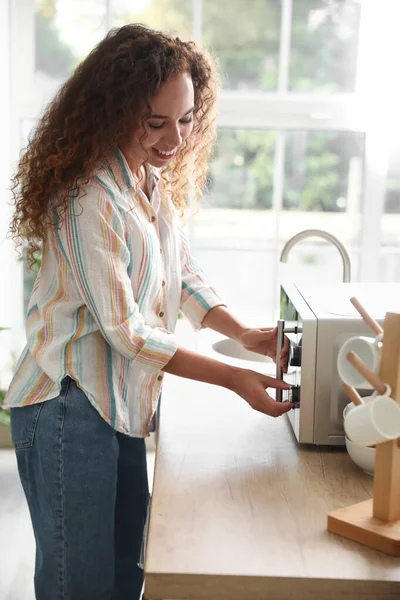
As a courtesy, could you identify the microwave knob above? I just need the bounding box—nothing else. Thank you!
[290,345,302,367]
[290,385,301,407]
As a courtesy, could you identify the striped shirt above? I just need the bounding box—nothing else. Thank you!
[3,148,224,436]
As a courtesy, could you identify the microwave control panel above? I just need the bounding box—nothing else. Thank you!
[279,286,303,407]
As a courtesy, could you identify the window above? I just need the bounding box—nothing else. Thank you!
[9,0,399,329]
[283,130,364,214]
[194,128,364,322]
[35,0,107,80]
[290,0,361,92]
[206,129,364,213]
[380,141,400,281]
[206,129,277,209]
[112,0,193,39]
[203,0,281,90]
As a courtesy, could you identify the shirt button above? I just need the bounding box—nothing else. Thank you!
[150,216,156,222]
[160,248,163,253]
[162,280,166,287]
[157,375,163,381]
[159,311,164,318]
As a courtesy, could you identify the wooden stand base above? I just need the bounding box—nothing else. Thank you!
[328,499,400,556]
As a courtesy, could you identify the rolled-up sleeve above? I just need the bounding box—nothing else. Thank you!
[56,186,178,373]
[178,227,225,330]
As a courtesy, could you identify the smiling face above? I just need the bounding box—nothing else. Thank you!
[121,72,195,173]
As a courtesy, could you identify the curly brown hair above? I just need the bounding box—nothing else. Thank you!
[11,24,219,266]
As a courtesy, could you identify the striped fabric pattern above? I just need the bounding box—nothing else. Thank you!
[4,149,224,436]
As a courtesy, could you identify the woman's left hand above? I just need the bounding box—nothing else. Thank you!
[237,327,290,373]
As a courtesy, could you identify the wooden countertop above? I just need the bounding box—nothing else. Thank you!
[144,375,400,600]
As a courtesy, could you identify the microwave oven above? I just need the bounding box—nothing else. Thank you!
[275,280,400,446]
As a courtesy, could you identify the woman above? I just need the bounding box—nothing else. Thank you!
[4,25,293,600]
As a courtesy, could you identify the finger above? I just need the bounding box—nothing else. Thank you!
[259,327,277,337]
[280,346,289,362]
[283,335,290,352]
[263,376,291,390]
[280,357,289,374]
[280,351,290,373]
[272,400,295,416]
[255,397,295,417]
[279,336,290,357]
[280,336,290,373]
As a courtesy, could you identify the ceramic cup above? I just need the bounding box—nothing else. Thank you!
[344,385,400,446]
[337,333,383,388]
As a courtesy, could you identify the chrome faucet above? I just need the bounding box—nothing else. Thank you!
[279,229,351,283]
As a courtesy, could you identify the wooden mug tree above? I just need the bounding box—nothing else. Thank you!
[327,299,400,556]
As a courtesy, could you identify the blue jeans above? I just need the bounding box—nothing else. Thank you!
[11,377,149,600]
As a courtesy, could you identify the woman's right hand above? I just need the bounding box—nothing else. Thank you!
[230,368,294,417]
[163,347,294,417]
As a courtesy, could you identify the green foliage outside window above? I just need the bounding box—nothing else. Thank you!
[33,0,366,212]
[208,129,364,212]
[0,390,9,426]
[35,0,75,77]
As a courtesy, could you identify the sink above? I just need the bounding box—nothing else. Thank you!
[212,338,272,364]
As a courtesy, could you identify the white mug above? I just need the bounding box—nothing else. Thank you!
[337,334,383,388]
[344,385,400,447]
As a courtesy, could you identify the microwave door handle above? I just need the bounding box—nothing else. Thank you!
[275,319,285,402]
